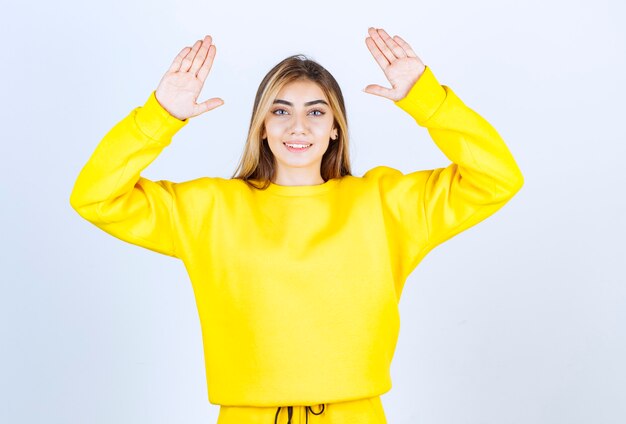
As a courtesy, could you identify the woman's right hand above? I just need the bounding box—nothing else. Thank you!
[155,35,224,121]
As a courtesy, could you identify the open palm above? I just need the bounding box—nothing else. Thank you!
[364,28,427,102]
[155,35,224,121]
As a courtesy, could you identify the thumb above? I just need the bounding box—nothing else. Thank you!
[363,84,393,100]
[192,97,224,118]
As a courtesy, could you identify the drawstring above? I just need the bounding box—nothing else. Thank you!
[274,404,326,424]
[274,406,293,424]
[306,404,325,423]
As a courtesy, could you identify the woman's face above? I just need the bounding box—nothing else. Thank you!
[262,79,337,185]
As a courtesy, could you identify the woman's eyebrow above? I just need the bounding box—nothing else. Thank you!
[273,99,329,107]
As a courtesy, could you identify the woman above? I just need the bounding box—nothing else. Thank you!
[70,28,524,424]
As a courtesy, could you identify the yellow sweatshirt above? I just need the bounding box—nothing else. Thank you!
[69,66,524,407]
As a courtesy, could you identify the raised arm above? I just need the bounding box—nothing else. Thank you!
[69,35,224,258]
[363,28,524,278]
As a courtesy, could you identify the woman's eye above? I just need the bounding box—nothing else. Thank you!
[310,109,325,116]
[273,109,287,116]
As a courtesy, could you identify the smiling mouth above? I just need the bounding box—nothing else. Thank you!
[283,143,312,151]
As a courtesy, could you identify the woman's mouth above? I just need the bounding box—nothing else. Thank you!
[283,142,312,152]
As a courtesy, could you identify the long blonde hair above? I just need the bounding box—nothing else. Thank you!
[230,54,352,190]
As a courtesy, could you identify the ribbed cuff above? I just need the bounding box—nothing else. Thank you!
[394,66,447,126]
[134,91,190,143]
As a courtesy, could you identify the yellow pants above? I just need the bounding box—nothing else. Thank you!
[217,396,387,424]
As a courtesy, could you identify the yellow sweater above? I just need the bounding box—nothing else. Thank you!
[70,66,523,407]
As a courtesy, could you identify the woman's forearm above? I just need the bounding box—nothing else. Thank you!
[391,66,524,252]
[69,91,189,257]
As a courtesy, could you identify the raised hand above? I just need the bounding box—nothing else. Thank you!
[363,28,427,102]
[155,35,224,121]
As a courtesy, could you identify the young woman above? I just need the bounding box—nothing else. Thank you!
[70,28,523,424]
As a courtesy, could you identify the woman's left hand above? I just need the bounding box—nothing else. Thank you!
[363,28,426,101]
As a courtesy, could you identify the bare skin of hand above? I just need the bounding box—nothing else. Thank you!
[363,27,427,101]
[155,35,224,121]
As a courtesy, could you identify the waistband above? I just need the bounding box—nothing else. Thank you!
[274,404,326,424]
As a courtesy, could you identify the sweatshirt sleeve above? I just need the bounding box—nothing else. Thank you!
[364,66,524,279]
[69,91,190,259]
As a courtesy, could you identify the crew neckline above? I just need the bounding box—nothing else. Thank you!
[263,177,340,196]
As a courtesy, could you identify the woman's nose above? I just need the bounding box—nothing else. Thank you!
[289,114,307,134]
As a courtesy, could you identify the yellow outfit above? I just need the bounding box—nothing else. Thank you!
[70,66,523,422]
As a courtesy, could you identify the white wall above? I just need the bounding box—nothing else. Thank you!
[1,0,624,423]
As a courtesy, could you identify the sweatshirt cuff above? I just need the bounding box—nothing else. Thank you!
[134,91,190,143]
[393,66,447,126]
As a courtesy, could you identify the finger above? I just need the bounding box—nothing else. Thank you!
[368,28,396,64]
[363,83,394,99]
[197,44,217,83]
[377,29,407,59]
[180,39,202,73]
[189,35,212,75]
[168,46,191,73]
[192,97,224,117]
[365,37,390,71]
[392,35,418,58]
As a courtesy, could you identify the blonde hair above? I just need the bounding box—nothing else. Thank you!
[230,54,352,190]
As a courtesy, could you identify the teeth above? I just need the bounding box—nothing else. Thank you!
[285,143,311,149]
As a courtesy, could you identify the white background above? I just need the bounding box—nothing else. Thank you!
[1,0,624,423]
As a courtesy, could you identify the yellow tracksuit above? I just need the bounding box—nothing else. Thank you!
[69,65,523,422]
